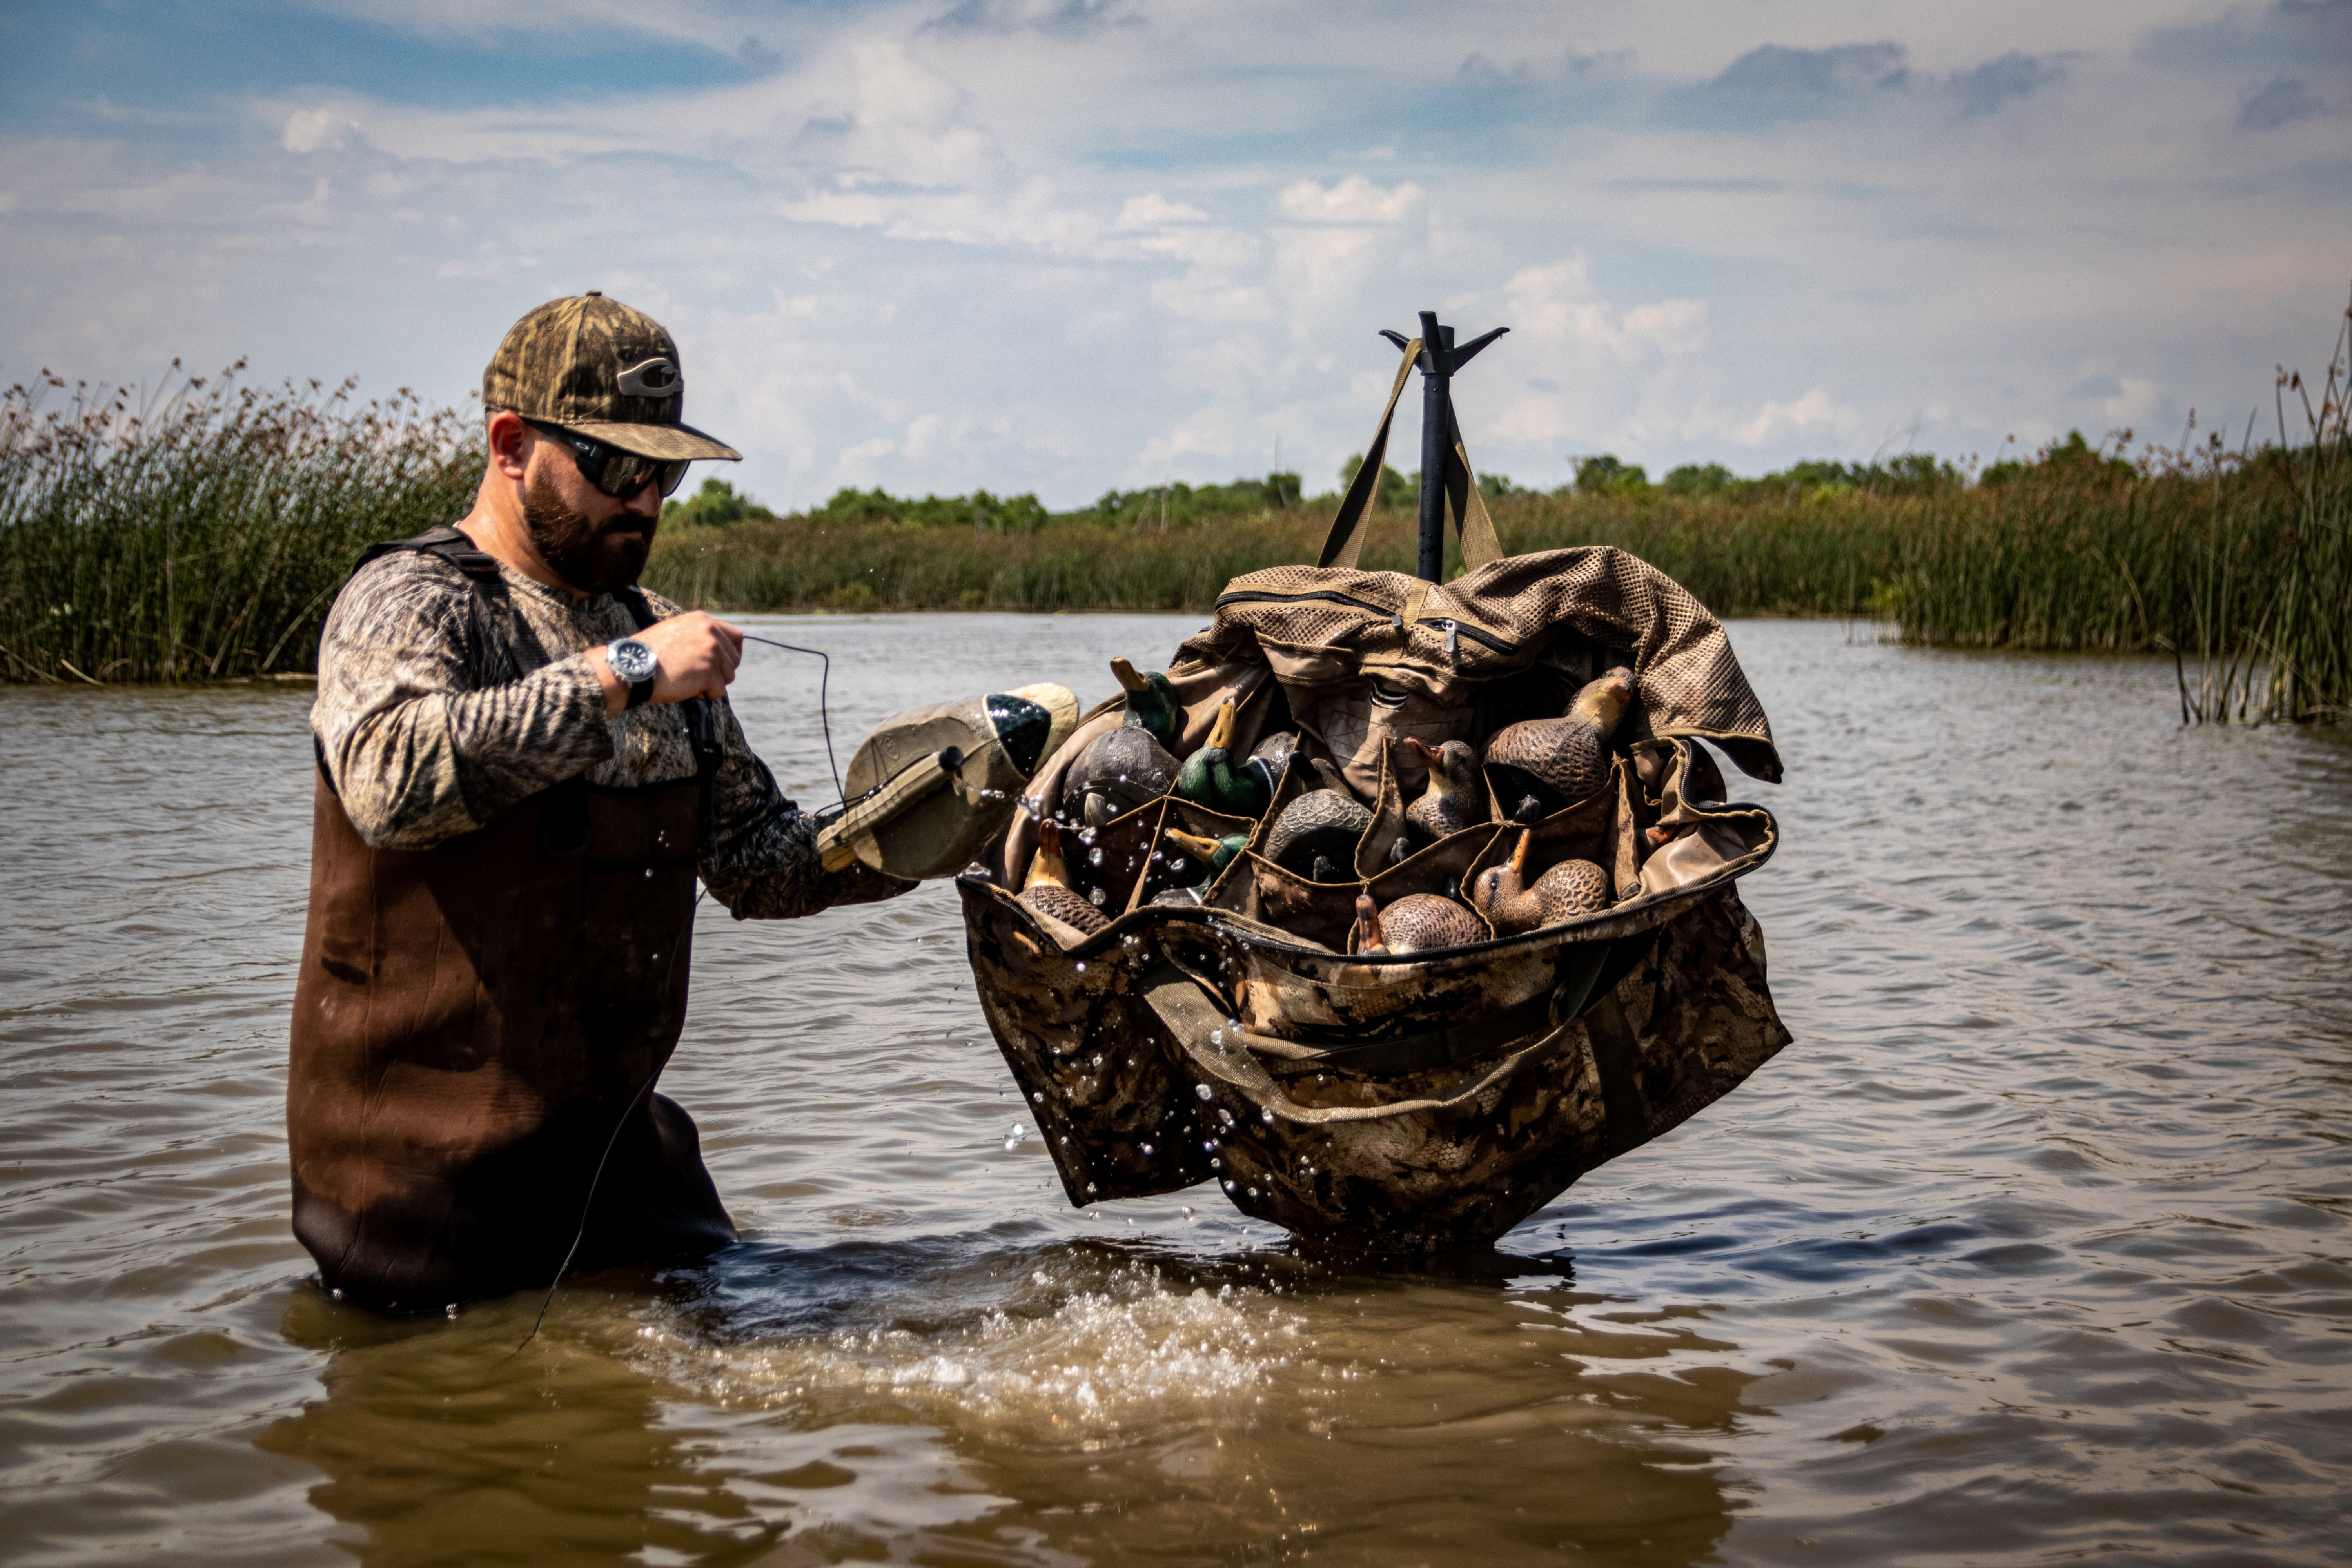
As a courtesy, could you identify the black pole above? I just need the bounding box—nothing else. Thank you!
[1414,313,1452,582]
[1381,311,1508,583]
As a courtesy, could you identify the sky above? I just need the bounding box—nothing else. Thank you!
[1,0,2345,512]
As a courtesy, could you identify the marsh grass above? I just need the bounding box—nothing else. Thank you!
[6,323,2345,725]
[0,364,479,683]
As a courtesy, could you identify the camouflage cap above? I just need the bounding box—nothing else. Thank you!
[481,291,740,463]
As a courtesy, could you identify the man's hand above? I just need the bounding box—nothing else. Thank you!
[590,612,744,715]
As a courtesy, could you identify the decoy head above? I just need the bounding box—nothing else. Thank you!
[1348,893,1387,954]
[1471,828,1534,915]
[1569,666,1637,733]
[1110,657,1182,745]
[1404,737,1481,797]
[1203,699,1236,755]
[1164,826,1243,879]
[1027,818,1075,890]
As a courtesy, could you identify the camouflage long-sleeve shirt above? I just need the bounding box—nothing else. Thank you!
[310,543,898,918]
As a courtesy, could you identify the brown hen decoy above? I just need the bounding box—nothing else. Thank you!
[1018,818,1110,935]
[1347,890,1488,955]
[1483,667,1636,822]
[1470,829,1612,935]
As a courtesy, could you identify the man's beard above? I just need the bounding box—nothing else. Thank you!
[521,468,654,595]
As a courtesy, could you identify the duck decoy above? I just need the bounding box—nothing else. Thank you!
[1263,758,1372,883]
[1018,818,1110,935]
[1395,737,1487,859]
[1109,657,1182,746]
[1347,891,1488,955]
[1162,827,1247,887]
[1174,700,1276,819]
[1483,667,1636,821]
[1470,829,1611,935]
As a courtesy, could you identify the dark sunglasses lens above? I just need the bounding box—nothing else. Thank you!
[657,461,690,498]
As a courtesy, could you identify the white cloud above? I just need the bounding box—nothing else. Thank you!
[1276,175,1425,225]
[1732,388,1862,448]
[281,108,362,154]
[1118,193,1210,228]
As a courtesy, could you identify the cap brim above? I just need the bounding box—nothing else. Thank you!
[565,419,741,462]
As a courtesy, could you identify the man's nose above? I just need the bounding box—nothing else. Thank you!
[624,483,662,519]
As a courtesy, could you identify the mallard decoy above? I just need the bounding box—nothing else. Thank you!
[1263,759,1372,883]
[1060,657,1183,827]
[1018,818,1110,935]
[1109,657,1182,746]
[1174,700,1276,819]
[1483,667,1636,822]
[1397,738,1487,856]
[1162,827,1247,886]
[1470,829,1611,935]
[1347,891,1487,955]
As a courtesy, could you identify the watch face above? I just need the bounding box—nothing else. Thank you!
[610,637,658,683]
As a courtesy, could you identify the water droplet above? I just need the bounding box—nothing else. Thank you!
[1031,1091,1044,1103]
[1141,1143,1155,1156]
[1089,888,1107,907]
[445,1303,458,1318]
[1089,848,1104,866]
[1091,1053,1103,1067]
[1210,1028,1223,1046]
[1086,1182,1098,1194]
[1248,1187,1259,1199]
[1195,1083,1213,1101]
[1169,857,1188,875]
[1261,1107,1275,1124]
[1074,960,1089,972]
[329,1288,343,1302]
[1181,1205,1195,1219]
[1204,1139,1217,1152]
[1003,1139,1018,1151]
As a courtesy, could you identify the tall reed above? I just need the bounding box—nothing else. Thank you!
[2171,310,2350,723]
[0,365,479,683]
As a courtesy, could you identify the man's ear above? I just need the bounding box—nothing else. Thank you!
[486,410,532,480]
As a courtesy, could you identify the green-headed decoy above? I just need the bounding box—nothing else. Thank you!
[1483,667,1636,822]
[1470,829,1611,935]
[1347,890,1487,955]
[1162,826,1247,886]
[1174,700,1279,819]
[1059,659,1181,826]
[1018,818,1110,935]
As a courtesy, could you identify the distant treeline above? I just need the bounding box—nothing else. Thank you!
[5,314,2346,723]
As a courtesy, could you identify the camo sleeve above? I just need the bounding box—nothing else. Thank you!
[697,696,914,918]
[310,553,611,850]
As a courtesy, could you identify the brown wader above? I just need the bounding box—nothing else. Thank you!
[287,529,736,1310]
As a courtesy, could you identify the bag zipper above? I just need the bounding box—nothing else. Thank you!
[1214,588,1519,655]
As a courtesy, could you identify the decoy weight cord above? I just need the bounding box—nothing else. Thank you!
[515,631,841,1354]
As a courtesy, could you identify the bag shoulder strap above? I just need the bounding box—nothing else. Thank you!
[1314,339,1507,574]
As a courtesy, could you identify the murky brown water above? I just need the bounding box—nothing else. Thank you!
[2,614,2347,1567]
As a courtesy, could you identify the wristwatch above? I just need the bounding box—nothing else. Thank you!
[608,637,659,709]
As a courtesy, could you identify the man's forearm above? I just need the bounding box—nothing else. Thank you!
[330,656,612,849]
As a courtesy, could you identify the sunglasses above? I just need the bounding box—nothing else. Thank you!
[523,418,691,500]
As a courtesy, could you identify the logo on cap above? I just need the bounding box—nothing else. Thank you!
[615,357,683,399]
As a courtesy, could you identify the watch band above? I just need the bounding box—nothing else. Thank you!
[626,675,655,709]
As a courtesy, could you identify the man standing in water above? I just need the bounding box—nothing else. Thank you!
[288,292,909,1312]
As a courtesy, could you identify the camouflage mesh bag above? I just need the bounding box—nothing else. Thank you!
[960,346,1790,1252]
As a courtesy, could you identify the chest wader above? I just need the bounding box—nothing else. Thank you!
[287,528,735,1311]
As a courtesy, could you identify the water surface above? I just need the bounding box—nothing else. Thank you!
[1,615,2346,1566]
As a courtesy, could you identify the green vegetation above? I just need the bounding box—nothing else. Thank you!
[0,364,478,683]
[5,310,2345,723]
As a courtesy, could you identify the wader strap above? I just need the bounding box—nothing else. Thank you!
[348,525,552,677]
